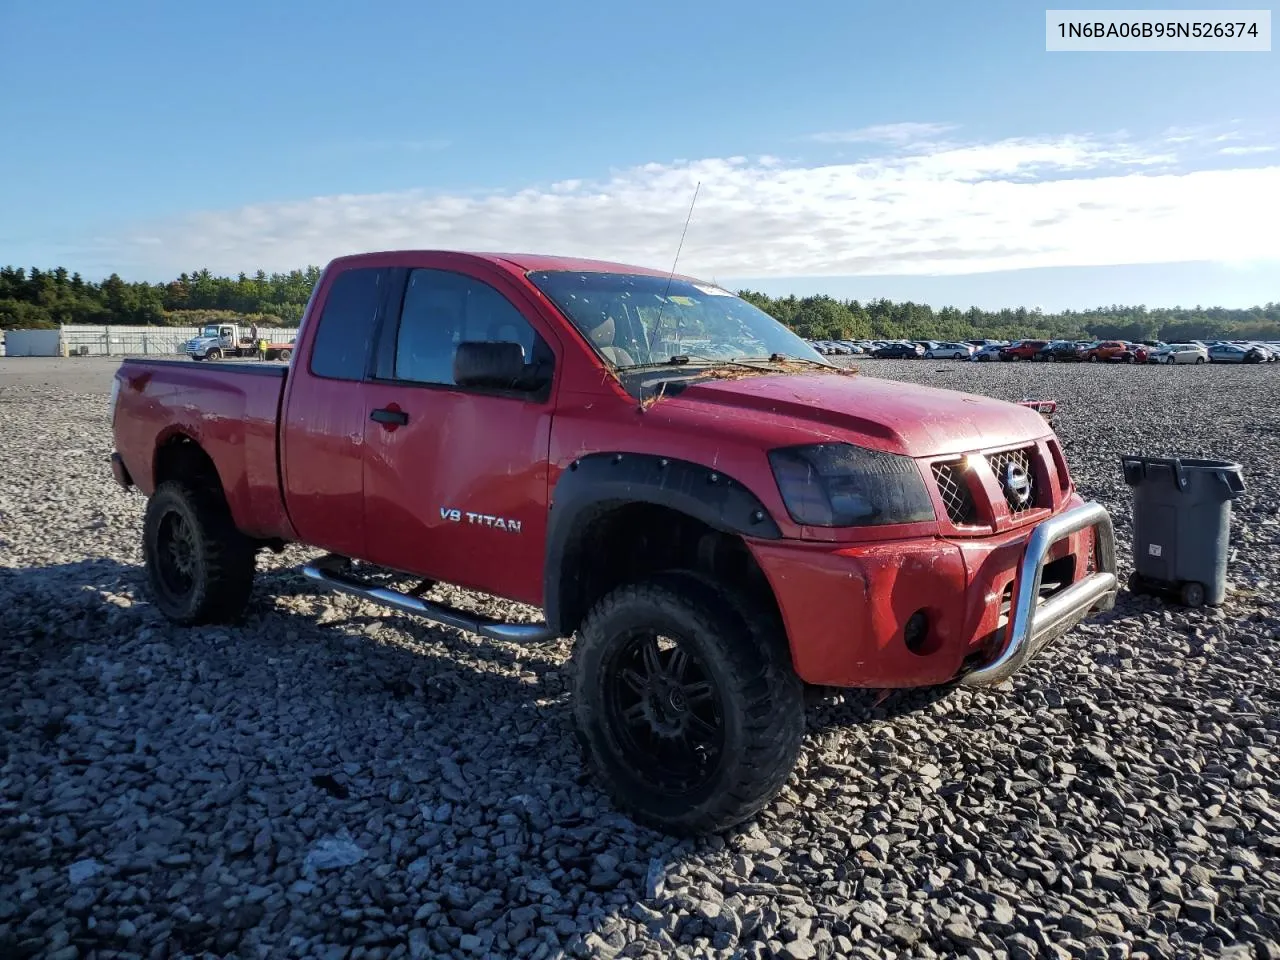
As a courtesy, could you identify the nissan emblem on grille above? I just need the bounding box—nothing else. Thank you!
[1004,461,1032,506]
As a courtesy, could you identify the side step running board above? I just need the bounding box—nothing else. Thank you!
[302,561,556,643]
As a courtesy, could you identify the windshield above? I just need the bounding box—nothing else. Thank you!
[526,270,826,369]
[201,325,223,338]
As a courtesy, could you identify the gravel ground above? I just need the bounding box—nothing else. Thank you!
[1,356,1278,960]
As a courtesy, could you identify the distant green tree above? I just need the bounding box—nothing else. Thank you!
[1,264,1276,341]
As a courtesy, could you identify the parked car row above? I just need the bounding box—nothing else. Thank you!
[805,339,1008,359]
[995,338,1280,364]
[808,339,866,355]
[811,336,1280,365]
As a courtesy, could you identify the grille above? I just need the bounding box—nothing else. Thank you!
[932,461,979,525]
[987,446,1039,514]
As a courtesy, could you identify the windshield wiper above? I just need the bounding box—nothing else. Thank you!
[616,354,766,374]
[732,353,833,367]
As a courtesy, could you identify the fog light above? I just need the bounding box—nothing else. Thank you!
[904,610,929,654]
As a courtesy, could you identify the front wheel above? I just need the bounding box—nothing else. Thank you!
[279,348,292,360]
[571,571,804,835]
[142,481,256,625]
[206,348,222,360]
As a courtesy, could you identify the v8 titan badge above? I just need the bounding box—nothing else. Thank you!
[439,507,523,533]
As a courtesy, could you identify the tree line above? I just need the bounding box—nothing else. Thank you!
[737,291,1280,343]
[2,264,1277,343]
[0,266,320,330]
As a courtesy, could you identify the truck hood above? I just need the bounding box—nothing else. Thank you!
[673,372,1051,458]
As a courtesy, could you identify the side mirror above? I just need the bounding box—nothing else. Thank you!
[453,341,549,392]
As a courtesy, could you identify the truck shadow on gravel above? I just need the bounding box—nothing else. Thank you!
[804,683,959,731]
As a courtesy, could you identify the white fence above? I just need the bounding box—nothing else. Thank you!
[4,324,299,358]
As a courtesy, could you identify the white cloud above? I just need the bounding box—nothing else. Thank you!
[1219,145,1277,156]
[101,130,1280,279]
[808,122,956,145]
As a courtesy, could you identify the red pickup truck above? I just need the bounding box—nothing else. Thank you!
[997,339,1049,361]
[110,250,1118,834]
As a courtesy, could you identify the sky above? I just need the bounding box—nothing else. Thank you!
[2,0,1277,311]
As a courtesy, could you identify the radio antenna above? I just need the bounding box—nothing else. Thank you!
[648,181,701,347]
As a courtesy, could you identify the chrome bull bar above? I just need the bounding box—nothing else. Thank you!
[960,501,1118,687]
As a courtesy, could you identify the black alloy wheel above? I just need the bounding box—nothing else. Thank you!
[603,628,726,796]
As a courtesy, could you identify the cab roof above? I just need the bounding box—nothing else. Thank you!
[324,250,705,283]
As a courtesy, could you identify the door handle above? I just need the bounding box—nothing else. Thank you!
[370,407,409,425]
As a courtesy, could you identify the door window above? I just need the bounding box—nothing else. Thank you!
[390,269,549,391]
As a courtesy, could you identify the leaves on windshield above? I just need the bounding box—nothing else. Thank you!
[635,358,857,413]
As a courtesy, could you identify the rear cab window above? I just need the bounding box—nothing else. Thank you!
[309,267,386,380]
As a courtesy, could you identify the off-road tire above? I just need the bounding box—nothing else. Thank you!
[142,480,255,625]
[571,570,805,835]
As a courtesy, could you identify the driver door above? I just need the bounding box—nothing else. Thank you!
[359,265,560,606]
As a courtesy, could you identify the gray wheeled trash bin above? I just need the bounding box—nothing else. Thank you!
[1120,455,1246,607]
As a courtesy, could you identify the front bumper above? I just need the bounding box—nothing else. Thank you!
[749,499,1117,689]
[957,500,1116,686]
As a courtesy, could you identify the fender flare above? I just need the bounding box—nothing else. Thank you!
[543,452,782,634]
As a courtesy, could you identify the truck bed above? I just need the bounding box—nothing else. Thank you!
[112,358,295,540]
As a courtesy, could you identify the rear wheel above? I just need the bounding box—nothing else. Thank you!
[571,571,804,835]
[142,481,255,624]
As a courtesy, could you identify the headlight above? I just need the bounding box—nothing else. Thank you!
[768,443,935,527]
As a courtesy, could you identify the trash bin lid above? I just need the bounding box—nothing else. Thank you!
[1121,455,1245,498]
